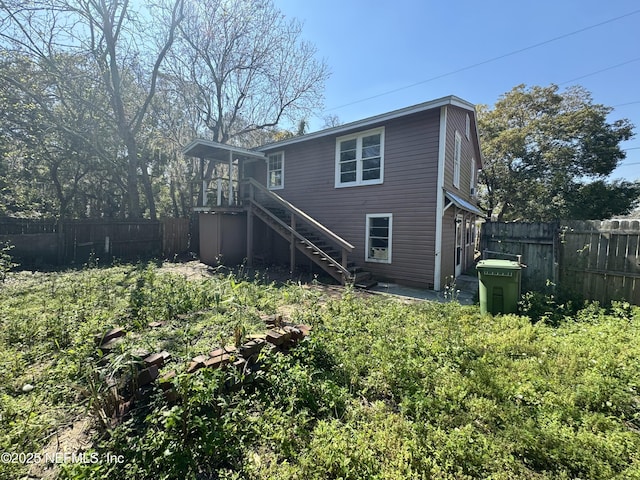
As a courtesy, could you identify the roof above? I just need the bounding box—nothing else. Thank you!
[445,190,485,217]
[182,139,266,161]
[255,95,478,151]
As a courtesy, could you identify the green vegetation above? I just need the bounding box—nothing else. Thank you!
[1,264,639,479]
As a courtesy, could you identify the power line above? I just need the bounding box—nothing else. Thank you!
[325,8,640,112]
[614,101,640,107]
[559,57,640,85]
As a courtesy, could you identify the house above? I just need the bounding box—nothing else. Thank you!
[183,95,483,290]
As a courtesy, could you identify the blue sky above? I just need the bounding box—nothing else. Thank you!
[274,0,640,182]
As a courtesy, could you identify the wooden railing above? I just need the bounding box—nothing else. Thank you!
[243,178,354,280]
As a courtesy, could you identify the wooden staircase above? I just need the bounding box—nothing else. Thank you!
[243,179,376,287]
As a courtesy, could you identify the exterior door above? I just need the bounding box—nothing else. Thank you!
[455,214,463,277]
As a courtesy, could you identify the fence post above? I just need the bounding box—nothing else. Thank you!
[56,219,65,265]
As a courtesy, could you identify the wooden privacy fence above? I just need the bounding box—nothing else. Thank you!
[0,217,190,266]
[480,220,640,305]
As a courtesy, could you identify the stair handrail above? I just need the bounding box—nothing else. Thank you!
[245,178,354,252]
[249,198,352,280]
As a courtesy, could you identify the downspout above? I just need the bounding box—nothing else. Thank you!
[434,105,447,291]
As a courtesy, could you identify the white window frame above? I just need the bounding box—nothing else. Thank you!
[453,131,461,189]
[470,157,476,197]
[365,213,393,264]
[335,127,385,188]
[267,151,284,190]
[465,113,471,140]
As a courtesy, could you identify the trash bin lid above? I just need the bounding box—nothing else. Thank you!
[476,259,521,270]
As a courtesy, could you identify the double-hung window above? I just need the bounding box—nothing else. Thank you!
[267,152,284,190]
[365,213,392,263]
[470,157,476,197]
[335,128,384,187]
[453,131,461,189]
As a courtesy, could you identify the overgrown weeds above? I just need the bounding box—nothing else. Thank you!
[1,263,639,479]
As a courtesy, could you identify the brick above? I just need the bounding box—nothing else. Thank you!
[187,355,208,374]
[99,337,124,353]
[148,321,165,328]
[137,365,159,386]
[239,339,265,358]
[94,327,126,346]
[204,353,231,369]
[247,333,267,340]
[186,361,202,374]
[143,352,165,369]
[265,329,283,345]
[232,358,247,370]
[159,370,176,390]
[265,329,292,346]
[209,347,225,358]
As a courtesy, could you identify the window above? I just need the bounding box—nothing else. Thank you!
[470,157,476,197]
[267,152,284,190]
[366,214,392,263]
[453,131,461,188]
[465,113,471,140]
[336,128,384,187]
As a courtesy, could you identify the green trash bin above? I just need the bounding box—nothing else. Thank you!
[476,259,522,315]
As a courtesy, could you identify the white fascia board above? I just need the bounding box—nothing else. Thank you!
[256,95,477,152]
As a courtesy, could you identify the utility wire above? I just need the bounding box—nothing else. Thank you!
[324,8,640,112]
[614,101,640,107]
[559,57,640,85]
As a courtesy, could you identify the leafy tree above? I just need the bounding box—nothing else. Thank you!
[478,84,638,221]
[0,0,185,219]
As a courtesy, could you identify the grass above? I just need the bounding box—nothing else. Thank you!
[0,263,639,479]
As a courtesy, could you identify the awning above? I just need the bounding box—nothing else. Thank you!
[444,190,485,217]
[182,139,266,162]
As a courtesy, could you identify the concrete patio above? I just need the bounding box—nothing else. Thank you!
[369,273,479,305]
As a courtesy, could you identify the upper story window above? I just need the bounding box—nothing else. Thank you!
[453,131,461,189]
[470,157,477,197]
[335,127,384,188]
[267,152,284,190]
[465,113,471,140]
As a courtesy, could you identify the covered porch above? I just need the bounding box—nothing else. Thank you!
[182,138,266,210]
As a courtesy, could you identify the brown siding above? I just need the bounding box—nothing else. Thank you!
[199,212,247,266]
[261,109,441,287]
[440,106,482,283]
[444,106,480,199]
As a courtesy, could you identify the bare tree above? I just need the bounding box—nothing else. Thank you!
[172,0,328,144]
[167,0,328,202]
